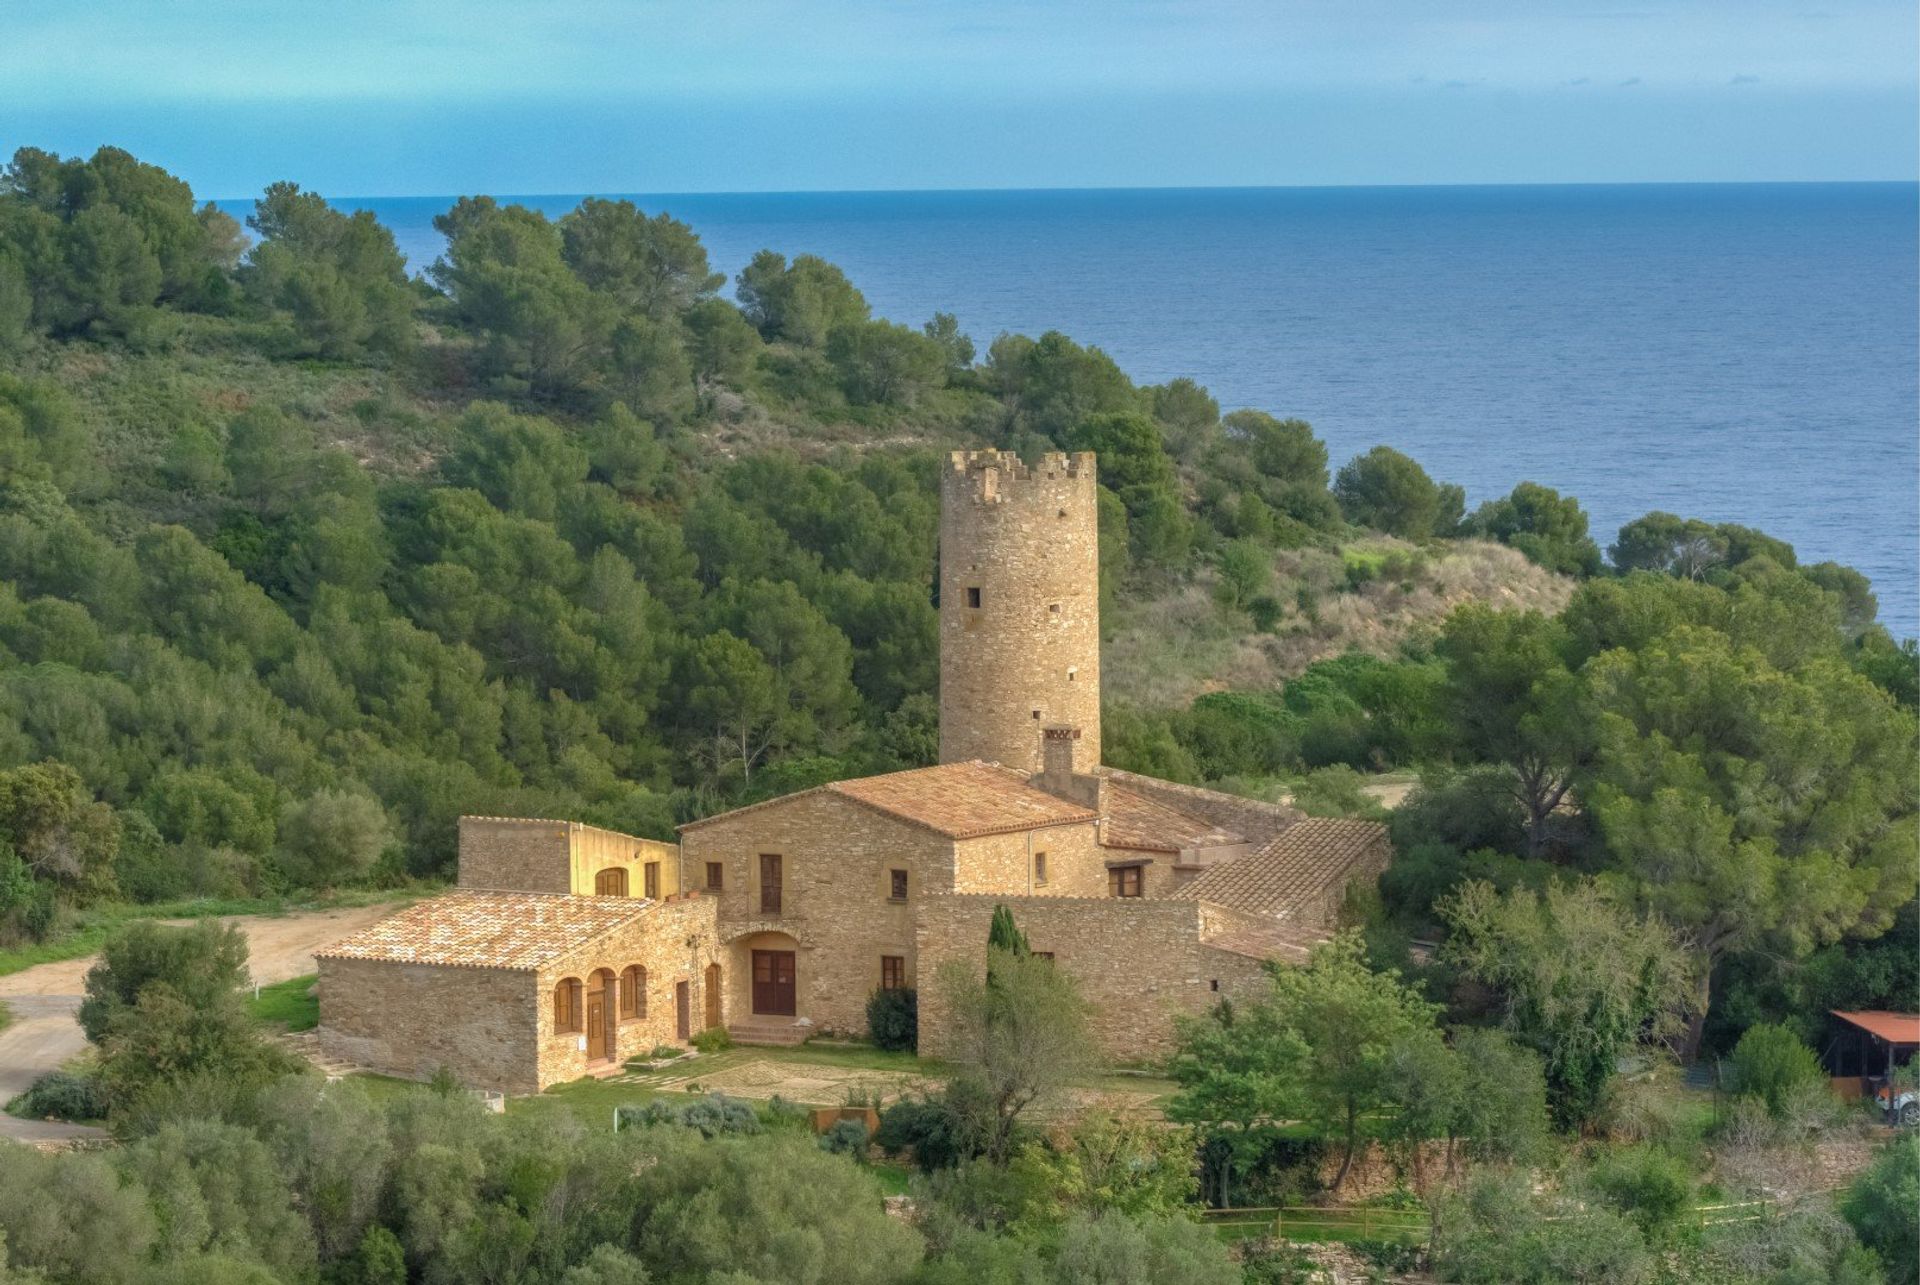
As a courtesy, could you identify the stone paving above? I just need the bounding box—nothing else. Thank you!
[611,1055,936,1106]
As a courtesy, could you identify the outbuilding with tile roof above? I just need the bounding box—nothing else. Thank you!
[318,890,724,1094]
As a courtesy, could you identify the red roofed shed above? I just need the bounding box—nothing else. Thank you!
[1825,1010,1919,1104]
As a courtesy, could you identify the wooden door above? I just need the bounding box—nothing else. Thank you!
[751,950,796,1016]
[704,963,722,1029]
[586,989,609,1061]
[674,980,691,1040]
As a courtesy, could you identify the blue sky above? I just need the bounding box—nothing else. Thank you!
[2,0,1914,196]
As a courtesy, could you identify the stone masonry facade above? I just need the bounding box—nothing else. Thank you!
[679,785,1107,1035]
[939,451,1102,774]
[914,894,1280,1062]
[319,956,540,1092]
[458,816,681,899]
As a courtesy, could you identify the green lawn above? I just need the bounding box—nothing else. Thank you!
[0,888,427,979]
[250,974,320,1031]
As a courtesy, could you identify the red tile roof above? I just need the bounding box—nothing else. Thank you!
[1101,783,1245,853]
[315,891,651,971]
[1172,817,1388,917]
[1832,1010,1920,1045]
[680,761,1098,840]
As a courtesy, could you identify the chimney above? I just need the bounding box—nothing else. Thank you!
[1040,725,1083,792]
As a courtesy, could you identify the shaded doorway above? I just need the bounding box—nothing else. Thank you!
[752,949,796,1016]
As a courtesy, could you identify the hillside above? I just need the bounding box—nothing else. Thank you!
[0,145,1911,977]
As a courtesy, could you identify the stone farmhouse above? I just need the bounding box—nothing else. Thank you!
[317,450,1389,1093]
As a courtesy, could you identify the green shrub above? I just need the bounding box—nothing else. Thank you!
[1844,1135,1920,1285]
[1289,764,1383,818]
[875,1096,969,1171]
[1726,1022,1825,1118]
[689,1026,732,1054]
[10,1069,106,1122]
[1585,1145,1694,1241]
[1431,1170,1653,1284]
[764,1095,809,1130]
[865,986,917,1052]
[621,1093,762,1138]
[1240,1244,1316,1285]
[819,1117,870,1159]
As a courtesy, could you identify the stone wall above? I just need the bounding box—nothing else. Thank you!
[318,957,541,1093]
[457,816,680,899]
[534,895,722,1087]
[939,450,1102,773]
[915,894,1274,1063]
[951,820,1104,898]
[682,791,954,1034]
[458,817,573,893]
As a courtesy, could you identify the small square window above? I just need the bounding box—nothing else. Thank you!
[966,586,982,609]
[889,868,909,901]
[1048,603,1061,614]
[1031,709,1042,719]
[1210,979,1220,993]
[1109,865,1144,898]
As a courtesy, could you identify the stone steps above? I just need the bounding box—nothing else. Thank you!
[728,1021,809,1047]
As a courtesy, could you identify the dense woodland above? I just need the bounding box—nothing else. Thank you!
[0,146,1916,1284]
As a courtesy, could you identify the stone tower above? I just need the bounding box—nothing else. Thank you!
[938,449,1101,774]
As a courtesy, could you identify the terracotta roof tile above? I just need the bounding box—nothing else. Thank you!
[1090,768,1297,842]
[315,891,651,971]
[1100,784,1245,853]
[828,761,1099,838]
[1173,817,1388,917]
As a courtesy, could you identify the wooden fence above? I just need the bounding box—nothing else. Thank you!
[1203,1205,1429,1245]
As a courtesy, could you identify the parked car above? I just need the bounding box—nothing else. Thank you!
[1873,1080,1918,1126]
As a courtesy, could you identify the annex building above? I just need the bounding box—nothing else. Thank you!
[317,451,1389,1093]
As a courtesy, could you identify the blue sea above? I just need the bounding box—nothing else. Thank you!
[220,184,1920,635]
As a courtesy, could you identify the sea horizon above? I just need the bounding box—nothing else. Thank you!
[206,176,1920,204]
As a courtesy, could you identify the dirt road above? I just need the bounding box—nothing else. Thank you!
[0,903,398,1144]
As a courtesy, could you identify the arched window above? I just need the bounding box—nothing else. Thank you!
[594,867,629,897]
[620,964,647,1020]
[553,977,583,1032]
